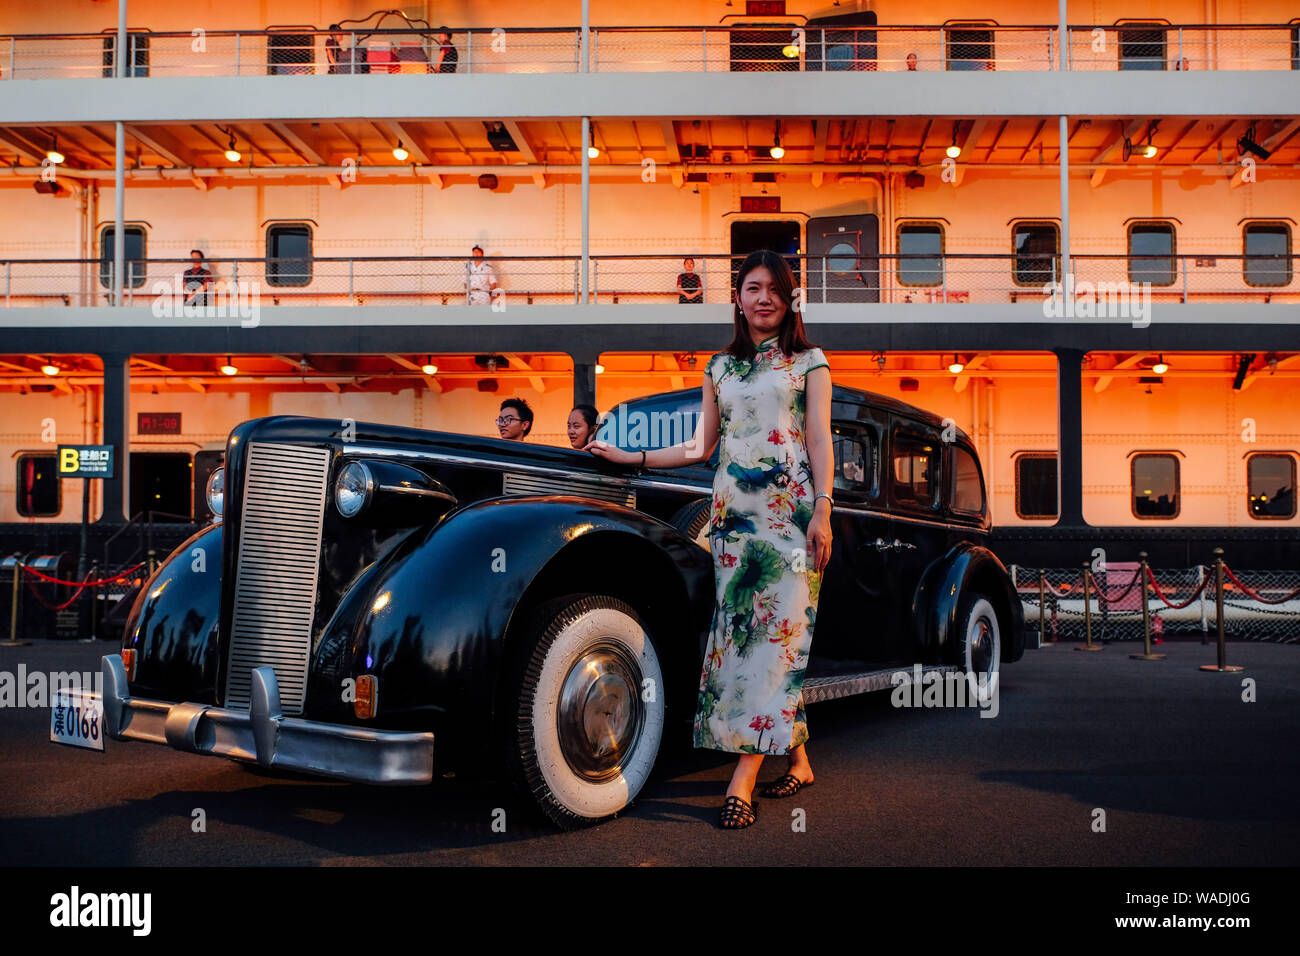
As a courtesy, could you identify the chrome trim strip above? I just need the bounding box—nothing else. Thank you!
[340,444,984,528]
[97,654,434,785]
[377,483,457,503]
[803,664,958,704]
[831,499,989,533]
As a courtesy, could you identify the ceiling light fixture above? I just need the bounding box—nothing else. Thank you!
[392,140,409,162]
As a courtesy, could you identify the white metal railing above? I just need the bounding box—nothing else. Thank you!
[1,24,1296,78]
[1,254,1295,308]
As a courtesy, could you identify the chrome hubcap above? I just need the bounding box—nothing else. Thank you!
[970,616,994,679]
[557,642,644,781]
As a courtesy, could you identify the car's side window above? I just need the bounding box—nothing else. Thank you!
[890,428,940,510]
[949,444,985,515]
[832,424,877,498]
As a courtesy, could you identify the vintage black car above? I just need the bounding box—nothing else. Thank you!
[80,380,1023,828]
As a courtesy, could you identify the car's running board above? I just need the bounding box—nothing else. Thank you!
[803,665,960,704]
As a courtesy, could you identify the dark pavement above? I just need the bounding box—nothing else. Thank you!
[2,636,1297,866]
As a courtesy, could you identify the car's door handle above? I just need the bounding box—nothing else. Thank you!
[874,537,917,552]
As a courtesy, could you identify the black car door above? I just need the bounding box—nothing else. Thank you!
[884,418,949,663]
[809,409,896,668]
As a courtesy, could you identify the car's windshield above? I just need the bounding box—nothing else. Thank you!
[596,393,717,467]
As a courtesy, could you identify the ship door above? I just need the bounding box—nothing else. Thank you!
[806,215,879,303]
[730,219,802,298]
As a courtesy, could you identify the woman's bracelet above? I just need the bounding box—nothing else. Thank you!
[814,492,833,509]
[639,449,648,470]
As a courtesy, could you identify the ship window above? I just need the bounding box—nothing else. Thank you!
[1243,223,1292,287]
[1118,23,1167,70]
[950,445,985,514]
[1015,453,1057,519]
[1127,222,1176,286]
[1132,453,1179,518]
[1012,222,1060,286]
[1247,454,1296,519]
[891,431,938,508]
[946,24,994,71]
[266,224,313,286]
[129,452,192,520]
[268,32,315,75]
[896,223,944,286]
[98,224,148,289]
[102,31,150,77]
[16,454,61,518]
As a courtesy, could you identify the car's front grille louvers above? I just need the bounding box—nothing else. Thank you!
[223,442,331,715]
[502,471,635,507]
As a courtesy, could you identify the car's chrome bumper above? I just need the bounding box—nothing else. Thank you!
[96,654,435,785]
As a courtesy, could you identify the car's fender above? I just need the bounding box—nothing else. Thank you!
[121,523,224,702]
[305,495,715,753]
[911,542,1025,665]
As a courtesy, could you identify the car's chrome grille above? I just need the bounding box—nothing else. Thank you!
[502,471,635,507]
[224,442,331,715]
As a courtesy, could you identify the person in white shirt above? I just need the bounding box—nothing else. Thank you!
[466,245,498,305]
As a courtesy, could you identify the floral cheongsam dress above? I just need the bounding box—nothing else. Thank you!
[693,333,830,754]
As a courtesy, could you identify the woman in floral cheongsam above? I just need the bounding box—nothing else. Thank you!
[587,249,834,829]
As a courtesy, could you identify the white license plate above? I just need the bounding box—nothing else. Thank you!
[50,689,105,752]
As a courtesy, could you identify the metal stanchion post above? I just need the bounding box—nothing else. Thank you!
[82,560,100,643]
[1130,551,1165,661]
[1037,571,1048,648]
[1077,563,1101,651]
[3,553,31,646]
[147,549,157,576]
[1200,548,1243,673]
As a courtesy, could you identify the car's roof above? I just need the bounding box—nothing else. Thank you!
[617,381,975,445]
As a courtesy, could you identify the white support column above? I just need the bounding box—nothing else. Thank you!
[1058,114,1070,286]
[115,0,127,306]
[114,121,125,307]
[581,116,590,304]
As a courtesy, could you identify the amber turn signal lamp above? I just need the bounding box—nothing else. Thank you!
[121,648,137,681]
[354,674,378,719]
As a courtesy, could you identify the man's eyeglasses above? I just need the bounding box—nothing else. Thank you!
[495,416,522,425]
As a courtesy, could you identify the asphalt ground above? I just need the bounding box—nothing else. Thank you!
[2,635,1297,866]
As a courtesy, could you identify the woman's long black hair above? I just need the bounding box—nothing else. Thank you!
[725,249,817,360]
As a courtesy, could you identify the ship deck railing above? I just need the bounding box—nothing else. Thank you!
[1,24,1297,79]
[0,253,1295,309]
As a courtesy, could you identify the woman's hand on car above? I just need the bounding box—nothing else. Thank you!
[584,439,641,467]
[807,504,833,573]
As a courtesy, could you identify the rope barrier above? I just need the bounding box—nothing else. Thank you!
[1221,564,1300,605]
[1144,565,1212,609]
[18,561,145,588]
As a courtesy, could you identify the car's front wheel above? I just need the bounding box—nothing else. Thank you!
[503,593,665,829]
[957,593,1001,704]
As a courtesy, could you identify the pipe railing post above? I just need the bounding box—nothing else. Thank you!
[234,32,241,76]
[1200,548,1244,673]
[1077,563,1101,651]
[1037,570,1048,648]
[3,553,31,646]
[1130,551,1166,661]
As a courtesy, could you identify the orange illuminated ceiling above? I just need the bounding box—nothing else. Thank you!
[2,117,1296,188]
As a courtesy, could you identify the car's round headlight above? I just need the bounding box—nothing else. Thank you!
[205,466,224,520]
[335,461,373,517]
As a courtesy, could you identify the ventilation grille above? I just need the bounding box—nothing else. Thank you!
[502,471,635,507]
[224,442,330,715]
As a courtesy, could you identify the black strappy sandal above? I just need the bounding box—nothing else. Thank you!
[717,794,759,829]
[759,773,814,799]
